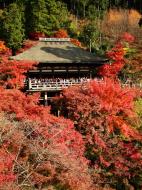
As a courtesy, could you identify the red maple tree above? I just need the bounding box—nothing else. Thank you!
[55,78,142,188]
[98,33,135,79]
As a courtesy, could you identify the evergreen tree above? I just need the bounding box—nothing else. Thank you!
[26,0,69,36]
[80,0,89,17]
[1,3,24,54]
[27,0,48,34]
[80,22,101,52]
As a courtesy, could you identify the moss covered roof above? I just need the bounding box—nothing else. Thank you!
[12,40,106,64]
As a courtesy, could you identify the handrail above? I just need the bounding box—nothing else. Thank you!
[28,81,84,91]
[27,79,142,91]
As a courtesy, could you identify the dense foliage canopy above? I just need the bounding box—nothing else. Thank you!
[53,35,142,189]
[0,0,142,52]
[0,41,97,190]
[0,0,142,188]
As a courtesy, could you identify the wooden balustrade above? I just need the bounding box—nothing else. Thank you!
[28,80,84,91]
[27,78,142,92]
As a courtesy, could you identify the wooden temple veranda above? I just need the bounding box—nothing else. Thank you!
[12,38,107,106]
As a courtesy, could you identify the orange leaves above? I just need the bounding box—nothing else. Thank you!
[70,38,82,47]
[29,31,46,40]
[0,41,7,53]
[54,29,69,38]
[121,32,135,43]
[99,33,135,79]
[106,43,125,61]
[0,87,86,160]
[57,77,142,181]
[110,116,142,141]
[90,78,137,116]
[0,41,12,57]
[99,156,110,167]
[94,132,106,149]
[89,78,141,140]
[0,87,91,188]
[54,29,82,47]
[0,148,16,186]
[0,58,37,89]
[0,40,37,89]
[60,78,141,141]
[99,44,125,78]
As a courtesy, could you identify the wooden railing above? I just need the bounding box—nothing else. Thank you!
[27,79,142,91]
[28,81,84,91]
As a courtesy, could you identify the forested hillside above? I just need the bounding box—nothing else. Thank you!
[0,0,142,55]
[0,0,142,13]
[0,0,142,53]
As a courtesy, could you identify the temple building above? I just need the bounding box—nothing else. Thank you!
[12,38,107,106]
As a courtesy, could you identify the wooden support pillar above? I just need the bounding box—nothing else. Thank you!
[66,66,69,78]
[78,65,80,78]
[28,78,32,89]
[52,67,54,78]
[44,91,48,106]
[89,68,92,79]
[39,67,42,78]
[57,109,60,117]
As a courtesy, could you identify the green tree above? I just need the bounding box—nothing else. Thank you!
[80,22,101,52]
[1,3,24,54]
[27,0,69,36]
[80,0,89,17]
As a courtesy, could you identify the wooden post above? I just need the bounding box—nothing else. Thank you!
[89,68,92,79]
[66,66,69,78]
[78,65,80,78]
[28,78,32,89]
[57,110,60,117]
[52,67,54,78]
[44,92,48,106]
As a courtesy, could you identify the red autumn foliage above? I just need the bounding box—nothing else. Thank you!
[0,147,16,187]
[58,78,142,140]
[0,42,38,89]
[29,31,46,40]
[0,58,37,89]
[54,29,82,47]
[0,41,12,57]
[0,33,141,189]
[55,78,142,187]
[54,29,69,38]
[70,38,82,47]
[98,33,134,79]
[0,87,97,189]
[98,44,125,79]
[121,32,135,43]
[0,42,98,189]
[0,41,7,53]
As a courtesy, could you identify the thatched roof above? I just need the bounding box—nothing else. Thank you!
[11,39,107,64]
